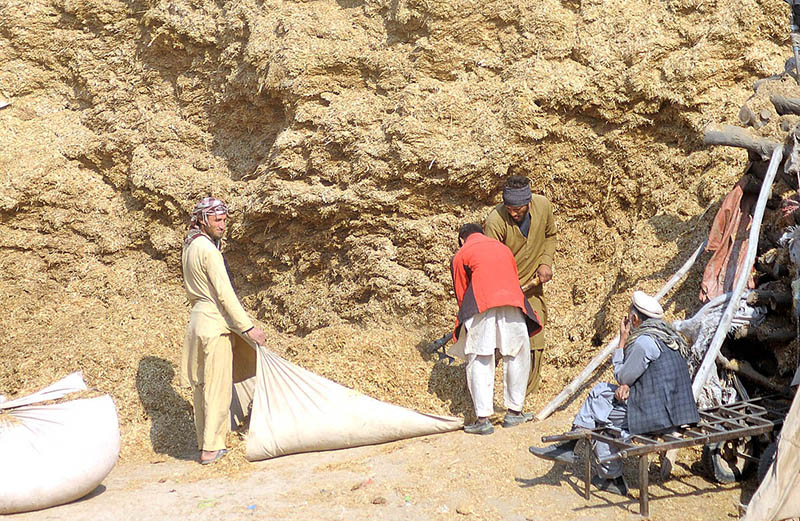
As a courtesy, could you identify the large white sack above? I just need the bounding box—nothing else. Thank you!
[0,372,120,514]
[246,346,463,461]
[742,389,800,521]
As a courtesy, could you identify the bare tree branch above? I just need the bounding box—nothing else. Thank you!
[703,125,779,162]
[771,94,800,116]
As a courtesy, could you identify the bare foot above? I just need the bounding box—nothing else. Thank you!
[200,449,227,465]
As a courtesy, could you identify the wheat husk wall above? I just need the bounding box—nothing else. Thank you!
[0,0,788,465]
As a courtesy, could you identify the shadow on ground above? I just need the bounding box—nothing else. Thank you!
[416,337,474,421]
[136,356,197,460]
[518,448,743,518]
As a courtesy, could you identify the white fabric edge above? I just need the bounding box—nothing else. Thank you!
[0,372,87,411]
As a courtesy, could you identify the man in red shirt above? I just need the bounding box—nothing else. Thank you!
[450,223,542,434]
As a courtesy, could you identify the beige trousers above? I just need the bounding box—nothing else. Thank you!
[186,332,233,452]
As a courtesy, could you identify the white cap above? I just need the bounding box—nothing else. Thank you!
[631,290,664,319]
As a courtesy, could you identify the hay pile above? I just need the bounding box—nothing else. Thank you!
[0,0,793,466]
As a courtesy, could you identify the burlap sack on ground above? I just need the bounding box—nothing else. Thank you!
[245,346,462,461]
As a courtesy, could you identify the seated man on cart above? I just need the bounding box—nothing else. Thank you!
[529,291,700,496]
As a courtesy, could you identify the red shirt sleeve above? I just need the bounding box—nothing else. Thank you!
[451,251,469,306]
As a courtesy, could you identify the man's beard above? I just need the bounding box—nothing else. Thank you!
[512,211,528,224]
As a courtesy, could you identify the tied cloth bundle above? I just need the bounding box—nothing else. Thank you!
[185,197,229,248]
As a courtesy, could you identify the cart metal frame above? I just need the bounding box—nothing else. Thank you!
[541,396,789,517]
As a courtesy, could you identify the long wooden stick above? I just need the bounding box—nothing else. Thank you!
[534,239,708,421]
[692,146,783,399]
[652,240,709,301]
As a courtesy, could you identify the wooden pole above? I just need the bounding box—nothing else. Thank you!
[652,240,709,301]
[692,146,784,399]
[534,239,707,421]
[639,455,650,517]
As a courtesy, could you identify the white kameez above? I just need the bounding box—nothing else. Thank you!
[450,306,531,417]
[448,306,530,359]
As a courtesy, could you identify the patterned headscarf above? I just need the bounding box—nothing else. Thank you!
[185,197,229,248]
[191,197,229,227]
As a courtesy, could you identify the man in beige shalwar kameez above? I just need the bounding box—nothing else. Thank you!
[485,176,556,397]
[182,197,267,465]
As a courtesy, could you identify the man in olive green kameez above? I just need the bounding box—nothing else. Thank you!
[485,176,556,397]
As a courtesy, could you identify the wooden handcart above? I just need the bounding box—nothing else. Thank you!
[541,396,790,517]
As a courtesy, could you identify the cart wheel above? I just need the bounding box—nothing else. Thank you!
[757,441,777,484]
[702,438,757,483]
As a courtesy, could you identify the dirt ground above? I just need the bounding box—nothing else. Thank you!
[5,409,756,521]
